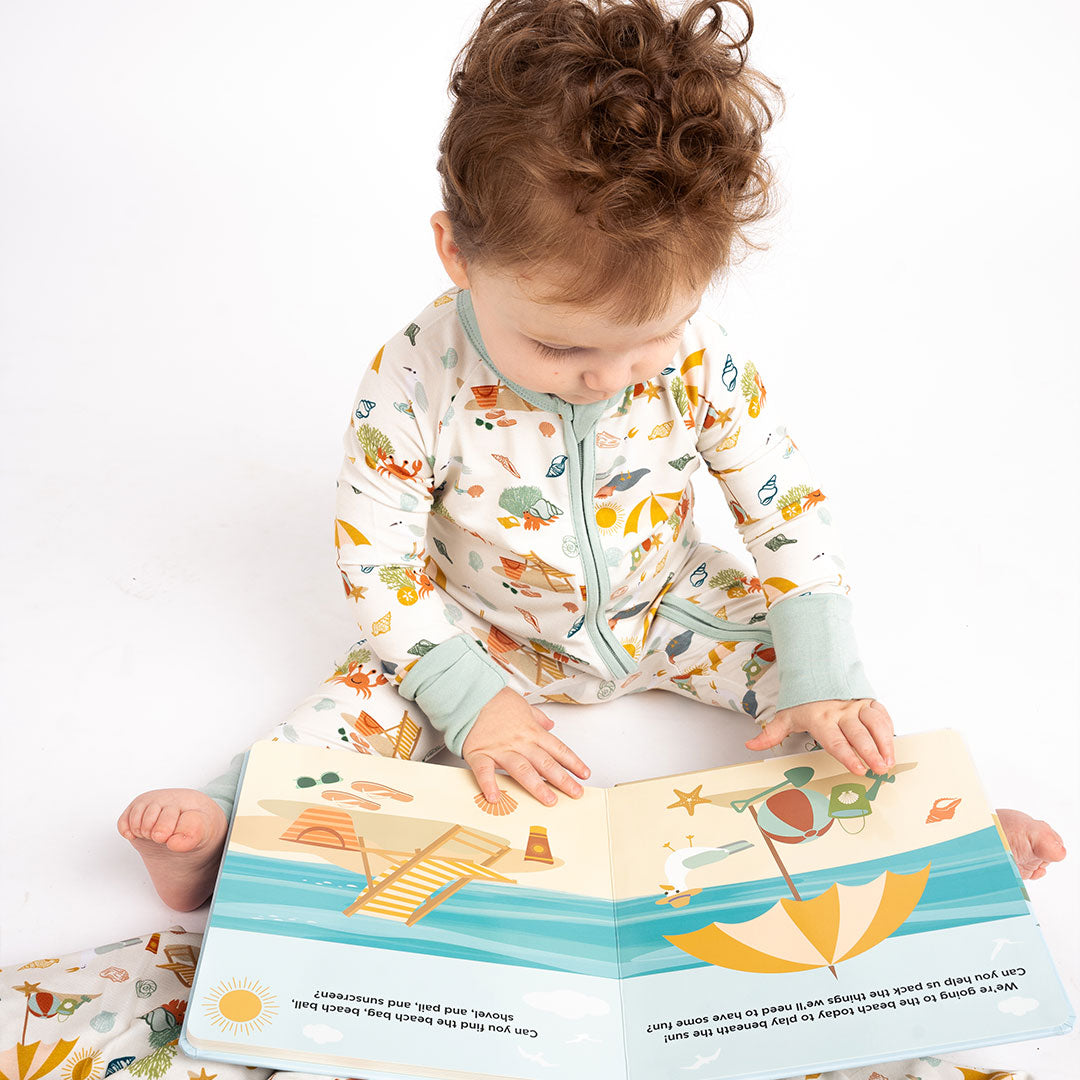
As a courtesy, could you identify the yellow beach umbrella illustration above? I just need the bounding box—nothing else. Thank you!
[665,862,930,974]
[623,491,683,534]
[665,768,927,978]
[334,518,370,549]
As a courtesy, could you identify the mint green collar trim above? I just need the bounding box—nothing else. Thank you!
[455,287,624,436]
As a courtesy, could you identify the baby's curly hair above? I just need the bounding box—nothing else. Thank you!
[435,0,784,323]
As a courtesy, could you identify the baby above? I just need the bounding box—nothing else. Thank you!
[117,0,1064,915]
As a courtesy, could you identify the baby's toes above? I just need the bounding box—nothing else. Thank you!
[1015,852,1045,879]
[149,805,180,844]
[116,803,138,839]
[164,809,208,852]
[131,800,163,839]
[1030,820,1066,864]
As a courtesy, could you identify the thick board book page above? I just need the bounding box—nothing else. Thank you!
[179,738,628,1080]
[609,727,1074,1080]
[179,730,1074,1080]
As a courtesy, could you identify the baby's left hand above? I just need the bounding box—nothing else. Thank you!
[745,699,895,776]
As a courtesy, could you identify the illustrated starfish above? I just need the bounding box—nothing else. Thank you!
[667,784,710,816]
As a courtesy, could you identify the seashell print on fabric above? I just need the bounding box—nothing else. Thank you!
[474,789,518,816]
[719,425,741,450]
[491,453,520,477]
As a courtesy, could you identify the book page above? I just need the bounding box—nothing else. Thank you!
[607,728,1073,1080]
[182,739,628,1080]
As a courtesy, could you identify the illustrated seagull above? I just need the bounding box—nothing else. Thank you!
[566,1034,601,1044]
[516,1046,557,1067]
[681,1047,723,1069]
[661,835,754,894]
[991,937,1020,962]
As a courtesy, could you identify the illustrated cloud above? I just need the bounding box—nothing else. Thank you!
[524,990,610,1020]
[303,1023,345,1044]
[998,997,1039,1017]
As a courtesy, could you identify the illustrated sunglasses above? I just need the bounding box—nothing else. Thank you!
[295,771,343,789]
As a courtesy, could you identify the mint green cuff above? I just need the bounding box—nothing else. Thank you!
[398,634,509,757]
[765,593,875,709]
[198,750,248,821]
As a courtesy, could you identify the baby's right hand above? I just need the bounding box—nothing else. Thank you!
[462,686,590,807]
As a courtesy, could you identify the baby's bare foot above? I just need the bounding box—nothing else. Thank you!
[996,807,1067,880]
[117,787,228,910]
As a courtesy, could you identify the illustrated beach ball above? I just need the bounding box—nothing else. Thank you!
[756,788,834,844]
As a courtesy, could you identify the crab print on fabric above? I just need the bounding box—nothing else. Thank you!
[328,285,850,750]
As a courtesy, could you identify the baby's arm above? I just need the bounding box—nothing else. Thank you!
[333,333,519,759]
[690,314,887,773]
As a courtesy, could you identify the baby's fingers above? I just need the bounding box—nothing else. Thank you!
[530,742,592,802]
[818,728,870,778]
[467,750,559,808]
[501,751,561,807]
[542,731,591,786]
[468,754,503,806]
[858,699,895,768]
[837,716,886,774]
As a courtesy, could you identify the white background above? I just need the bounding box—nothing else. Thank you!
[2,1,1077,1075]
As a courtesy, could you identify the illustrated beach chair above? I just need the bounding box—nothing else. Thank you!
[343,824,516,926]
[348,708,422,759]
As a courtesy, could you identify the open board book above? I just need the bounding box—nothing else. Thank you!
[179,729,1074,1080]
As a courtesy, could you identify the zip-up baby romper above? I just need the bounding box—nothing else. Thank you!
[201,285,874,816]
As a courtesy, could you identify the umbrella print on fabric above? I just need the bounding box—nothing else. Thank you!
[3,981,102,1080]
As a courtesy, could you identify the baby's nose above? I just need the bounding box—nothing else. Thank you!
[584,368,632,394]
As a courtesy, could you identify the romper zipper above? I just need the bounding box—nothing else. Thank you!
[563,415,638,678]
[656,593,774,645]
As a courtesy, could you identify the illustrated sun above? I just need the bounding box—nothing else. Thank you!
[594,498,624,535]
[62,1049,103,1080]
[203,977,278,1036]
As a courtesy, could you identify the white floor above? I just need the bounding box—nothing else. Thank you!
[2,2,1078,1076]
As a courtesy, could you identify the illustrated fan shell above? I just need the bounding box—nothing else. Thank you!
[474,789,518,816]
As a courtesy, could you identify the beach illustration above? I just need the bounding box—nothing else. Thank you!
[198,733,1035,983]
[658,762,930,978]
[178,732,1072,1080]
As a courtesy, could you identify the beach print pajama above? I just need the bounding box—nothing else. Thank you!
[202,284,875,814]
[0,287,1031,1080]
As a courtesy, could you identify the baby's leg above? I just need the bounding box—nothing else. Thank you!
[118,639,441,910]
[116,784,231,912]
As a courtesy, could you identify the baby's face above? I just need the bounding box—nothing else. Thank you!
[466,265,703,404]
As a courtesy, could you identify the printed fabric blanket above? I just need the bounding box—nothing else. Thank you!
[0,926,1030,1080]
